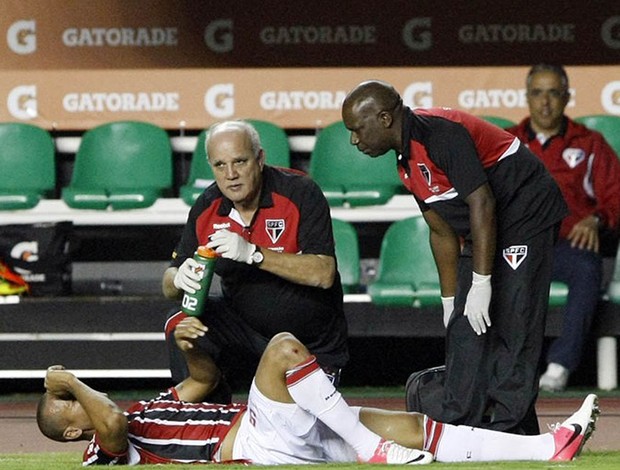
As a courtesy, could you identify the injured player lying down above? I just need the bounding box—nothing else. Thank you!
[36,317,599,465]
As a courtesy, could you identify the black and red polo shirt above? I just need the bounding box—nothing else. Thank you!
[171,166,348,366]
[399,107,567,244]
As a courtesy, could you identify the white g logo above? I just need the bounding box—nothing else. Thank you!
[7,85,37,120]
[403,82,433,108]
[402,17,432,51]
[204,19,233,53]
[11,241,39,262]
[601,81,620,114]
[7,20,36,54]
[601,16,620,49]
[204,83,234,118]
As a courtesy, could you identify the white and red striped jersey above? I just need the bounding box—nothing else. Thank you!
[83,388,247,465]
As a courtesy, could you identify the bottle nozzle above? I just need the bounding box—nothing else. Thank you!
[197,246,218,258]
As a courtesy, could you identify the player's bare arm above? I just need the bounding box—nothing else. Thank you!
[423,209,460,297]
[45,367,128,453]
[173,316,223,402]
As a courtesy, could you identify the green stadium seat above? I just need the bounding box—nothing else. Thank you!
[548,281,569,307]
[574,115,620,157]
[368,216,441,307]
[480,115,517,129]
[309,121,404,207]
[607,248,620,304]
[62,121,172,210]
[368,216,569,308]
[332,219,361,293]
[180,119,291,206]
[0,122,55,210]
[179,130,211,206]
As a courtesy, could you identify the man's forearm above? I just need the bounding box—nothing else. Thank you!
[430,231,460,297]
[173,317,223,402]
[50,372,128,451]
[466,184,497,275]
[184,348,221,388]
[69,377,125,427]
[162,266,182,299]
[257,250,336,289]
[424,209,460,297]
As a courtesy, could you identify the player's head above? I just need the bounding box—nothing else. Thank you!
[525,64,570,134]
[205,120,265,206]
[36,392,91,442]
[342,80,403,158]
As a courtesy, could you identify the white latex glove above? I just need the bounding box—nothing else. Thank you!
[207,229,255,264]
[464,272,492,335]
[441,296,454,328]
[173,257,203,294]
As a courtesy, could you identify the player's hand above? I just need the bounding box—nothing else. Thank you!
[207,229,255,264]
[173,257,203,294]
[464,272,492,335]
[174,316,209,352]
[44,366,75,399]
[441,296,454,328]
[566,215,600,252]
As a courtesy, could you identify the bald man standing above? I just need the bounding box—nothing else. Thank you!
[342,80,567,435]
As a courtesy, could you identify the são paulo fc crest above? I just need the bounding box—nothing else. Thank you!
[417,163,431,185]
[265,219,285,243]
[562,148,586,168]
[502,245,528,270]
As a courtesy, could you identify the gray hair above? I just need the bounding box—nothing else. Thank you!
[526,63,570,91]
[205,120,262,159]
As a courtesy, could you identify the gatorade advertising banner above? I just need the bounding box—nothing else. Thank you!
[1,66,618,130]
[2,1,619,69]
[1,1,619,130]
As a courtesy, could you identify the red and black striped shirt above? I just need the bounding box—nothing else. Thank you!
[83,388,247,465]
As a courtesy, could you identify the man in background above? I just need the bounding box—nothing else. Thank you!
[508,64,620,392]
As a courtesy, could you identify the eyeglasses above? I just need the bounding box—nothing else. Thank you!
[527,89,569,100]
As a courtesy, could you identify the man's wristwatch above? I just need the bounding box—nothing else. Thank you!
[251,245,264,266]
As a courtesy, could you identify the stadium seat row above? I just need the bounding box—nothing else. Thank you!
[334,216,620,307]
[0,119,404,211]
[1,115,619,211]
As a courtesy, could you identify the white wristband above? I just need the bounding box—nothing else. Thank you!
[472,272,491,285]
[441,296,455,309]
[441,296,455,328]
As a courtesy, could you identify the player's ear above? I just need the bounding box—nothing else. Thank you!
[378,110,394,128]
[257,148,266,169]
[63,426,83,441]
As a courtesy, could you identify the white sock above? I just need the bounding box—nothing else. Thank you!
[286,355,382,461]
[423,416,554,462]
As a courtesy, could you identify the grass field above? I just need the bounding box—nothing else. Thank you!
[2,451,620,469]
